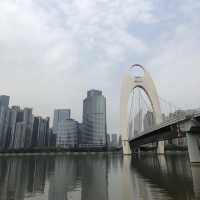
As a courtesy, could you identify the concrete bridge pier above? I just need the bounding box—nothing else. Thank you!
[191,165,200,198]
[123,140,132,155]
[157,141,165,154]
[186,133,200,163]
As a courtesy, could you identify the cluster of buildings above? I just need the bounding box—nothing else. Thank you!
[53,90,122,149]
[0,89,121,151]
[0,95,55,150]
[53,90,111,148]
[106,134,122,148]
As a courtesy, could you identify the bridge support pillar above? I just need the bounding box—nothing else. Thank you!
[186,133,200,163]
[157,141,165,154]
[122,140,132,155]
[191,166,200,198]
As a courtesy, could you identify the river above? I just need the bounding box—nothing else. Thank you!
[0,153,199,200]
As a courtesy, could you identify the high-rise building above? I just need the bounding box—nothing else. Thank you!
[77,123,84,146]
[0,95,10,108]
[56,119,78,148]
[14,108,33,149]
[134,110,143,136]
[53,109,71,133]
[48,128,56,147]
[143,111,155,131]
[0,95,10,149]
[5,106,20,149]
[82,90,107,147]
[111,134,118,147]
[31,117,49,147]
[106,134,111,146]
[118,135,122,147]
[23,108,33,149]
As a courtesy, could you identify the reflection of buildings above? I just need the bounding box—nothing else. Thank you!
[48,157,79,200]
[0,156,109,200]
[80,157,108,200]
[0,158,32,200]
[0,155,199,200]
[0,157,48,200]
[48,156,108,200]
[27,158,47,193]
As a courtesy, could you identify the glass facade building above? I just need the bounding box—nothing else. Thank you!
[82,90,107,147]
[0,95,10,149]
[31,117,49,147]
[53,109,71,133]
[56,119,78,148]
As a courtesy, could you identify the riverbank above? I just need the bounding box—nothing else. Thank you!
[0,145,191,156]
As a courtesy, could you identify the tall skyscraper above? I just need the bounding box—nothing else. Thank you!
[118,135,122,147]
[14,108,33,149]
[6,106,20,149]
[0,95,10,149]
[31,117,49,147]
[0,95,10,108]
[106,134,111,146]
[82,90,107,147]
[53,109,71,133]
[143,111,155,131]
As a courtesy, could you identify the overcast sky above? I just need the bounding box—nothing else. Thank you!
[0,0,200,133]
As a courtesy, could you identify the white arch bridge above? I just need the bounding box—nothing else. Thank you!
[120,64,200,163]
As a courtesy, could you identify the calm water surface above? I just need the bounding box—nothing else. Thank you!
[0,153,199,200]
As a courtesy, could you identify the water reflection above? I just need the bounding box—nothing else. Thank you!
[131,154,200,200]
[0,157,51,200]
[48,156,109,200]
[0,154,199,200]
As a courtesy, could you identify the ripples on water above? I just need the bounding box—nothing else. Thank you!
[0,153,199,200]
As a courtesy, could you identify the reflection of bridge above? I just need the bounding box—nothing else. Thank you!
[131,155,200,199]
[120,64,200,163]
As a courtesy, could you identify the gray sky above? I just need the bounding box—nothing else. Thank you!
[0,0,200,133]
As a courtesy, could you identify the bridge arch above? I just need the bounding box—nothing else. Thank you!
[120,64,163,154]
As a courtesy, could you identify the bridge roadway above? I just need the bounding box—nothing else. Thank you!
[129,112,200,163]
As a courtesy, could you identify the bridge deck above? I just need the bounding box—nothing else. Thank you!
[129,112,200,142]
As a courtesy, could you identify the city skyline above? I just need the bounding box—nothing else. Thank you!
[0,0,200,134]
[0,90,120,150]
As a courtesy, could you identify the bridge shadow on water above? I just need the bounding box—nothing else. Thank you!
[130,153,200,200]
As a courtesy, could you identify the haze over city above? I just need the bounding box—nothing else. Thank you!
[0,0,200,134]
